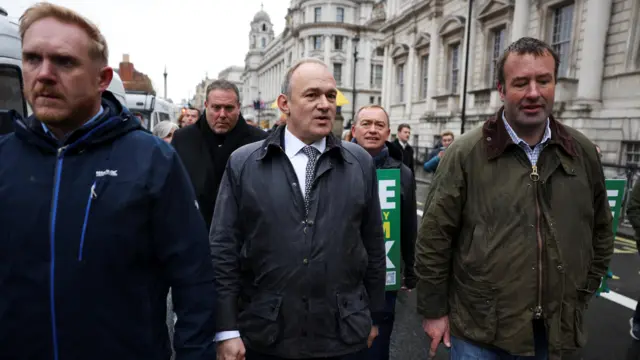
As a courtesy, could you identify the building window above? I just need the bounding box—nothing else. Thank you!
[376,48,384,57]
[449,44,460,93]
[261,38,266,48]
[377,96,382,105]
[489,27,506,88]
[550,4,574,77]
[369,96,375,104]
[313,36,323,50]
[314,7,322,22]
[336,7,344,23]
[624,142,640,166]
[334,36,344,50]
[251,36,256,49]
[333,63,343,84]
[370,64,383,88]
[396,64,405,103]
[262,24,267,31]
[420,55,429,99]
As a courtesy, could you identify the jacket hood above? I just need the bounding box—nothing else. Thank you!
[12,91,144,154]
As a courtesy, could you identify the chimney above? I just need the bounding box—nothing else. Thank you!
[119,54,134,82]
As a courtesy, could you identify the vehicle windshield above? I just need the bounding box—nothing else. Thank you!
[0,65,26,117]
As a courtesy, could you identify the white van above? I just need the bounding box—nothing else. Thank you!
[0,9,27,133]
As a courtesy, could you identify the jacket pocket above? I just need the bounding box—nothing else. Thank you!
[238,293,283,347]
[450,280,497,343]
[78,182,96,261]
[574,303,587,347]
[336,289,372,345]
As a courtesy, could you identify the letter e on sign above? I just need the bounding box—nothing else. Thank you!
[379,180,396,210]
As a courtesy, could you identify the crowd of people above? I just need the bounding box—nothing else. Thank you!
[0,2,631,360]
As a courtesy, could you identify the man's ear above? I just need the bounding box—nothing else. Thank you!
[497,82,505,102]
[98,66,114,92]
[277,94,290,115]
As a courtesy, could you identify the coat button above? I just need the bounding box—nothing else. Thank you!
[307,220,314,226]
[303,258,309,265]
[486,137,492,141]
[557,265,564,272]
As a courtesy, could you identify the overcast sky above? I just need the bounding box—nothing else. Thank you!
[5,0,289,103]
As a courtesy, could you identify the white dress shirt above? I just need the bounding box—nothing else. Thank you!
[213,126,326,343]
[283,126,327,196]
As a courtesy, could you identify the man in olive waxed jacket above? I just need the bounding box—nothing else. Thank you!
[415,37,614,360]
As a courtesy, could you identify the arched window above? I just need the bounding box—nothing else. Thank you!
[261,38,266,48]
[262,24,267,31]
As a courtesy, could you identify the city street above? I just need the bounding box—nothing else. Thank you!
[387,180,640,359]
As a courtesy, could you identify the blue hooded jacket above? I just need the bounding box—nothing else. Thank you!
[0,92,216,359]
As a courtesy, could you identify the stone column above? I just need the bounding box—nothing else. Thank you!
[426,18,441,111]
[405,37,416,120]
[576,0,613,103]
[381,44,390,109]
[511,0,530,42]
[324,35,332,66]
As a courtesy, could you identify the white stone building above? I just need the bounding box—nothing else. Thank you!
[242,1,386,129]
[379,0,640,168]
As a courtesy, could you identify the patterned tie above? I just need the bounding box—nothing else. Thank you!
[301,145,320,216]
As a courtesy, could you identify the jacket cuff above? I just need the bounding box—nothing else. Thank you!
[371,311,385,325]
[416,280,449,319]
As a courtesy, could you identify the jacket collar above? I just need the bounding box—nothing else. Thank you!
[257,124,346,161]
[483,106,577,160]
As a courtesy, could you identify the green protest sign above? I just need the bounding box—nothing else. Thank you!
[606,179,626,237]
[598,179,627,295]
[377,169,401,291]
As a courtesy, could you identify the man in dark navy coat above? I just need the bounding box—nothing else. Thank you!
[0,3,216,359]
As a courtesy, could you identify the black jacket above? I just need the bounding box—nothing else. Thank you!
[210,125,386,358]
[377,142,418,289]
[0,93,216,359]
[392,139,415,173]
[172,113,267,229]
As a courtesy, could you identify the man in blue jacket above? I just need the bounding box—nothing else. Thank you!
[0,3,216,359]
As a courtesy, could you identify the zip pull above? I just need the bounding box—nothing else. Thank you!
[90,182,97,199]
[530,165,540,182]
[57,146,68,158]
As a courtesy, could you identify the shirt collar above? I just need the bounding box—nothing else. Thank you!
[284,125,326,158]
[42,105,105,139]
[501,110,551,147]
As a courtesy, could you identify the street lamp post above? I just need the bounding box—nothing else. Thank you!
[258,91,262,126]
[351,34,360,125]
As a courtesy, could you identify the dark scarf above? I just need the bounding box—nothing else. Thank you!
[351,138,389,168]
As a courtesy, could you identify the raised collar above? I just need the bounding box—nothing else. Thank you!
[284,126,326,158]
[482,106,577,160]
[258,124,345,161]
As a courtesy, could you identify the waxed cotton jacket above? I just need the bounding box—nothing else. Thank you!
[415,108,614,359]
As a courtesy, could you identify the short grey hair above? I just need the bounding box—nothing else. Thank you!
[281,58,329,97]
[205,79,241,104]
[152,120,178,138]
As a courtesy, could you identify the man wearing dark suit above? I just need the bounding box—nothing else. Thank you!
[172,80,267,229]
[392,123,414,174]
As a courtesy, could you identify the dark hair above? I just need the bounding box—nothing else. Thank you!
[397,123,411,132]
[205,79,241,104]
[496,37,560,90]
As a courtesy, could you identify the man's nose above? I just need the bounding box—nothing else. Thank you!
[36,59,56,83]
[317,95,330,110]
[525,81,541,99]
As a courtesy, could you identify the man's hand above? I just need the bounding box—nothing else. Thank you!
[422,316,451,358]
[217,338,246,360]
[438,151,445,158]
[367,325,379,348]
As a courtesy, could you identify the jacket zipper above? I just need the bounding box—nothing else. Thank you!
[530,164,543,319]
[78,181,96,261]
[49,145,67,360]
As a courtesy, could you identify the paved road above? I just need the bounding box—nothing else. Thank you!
[388,181,640,359]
